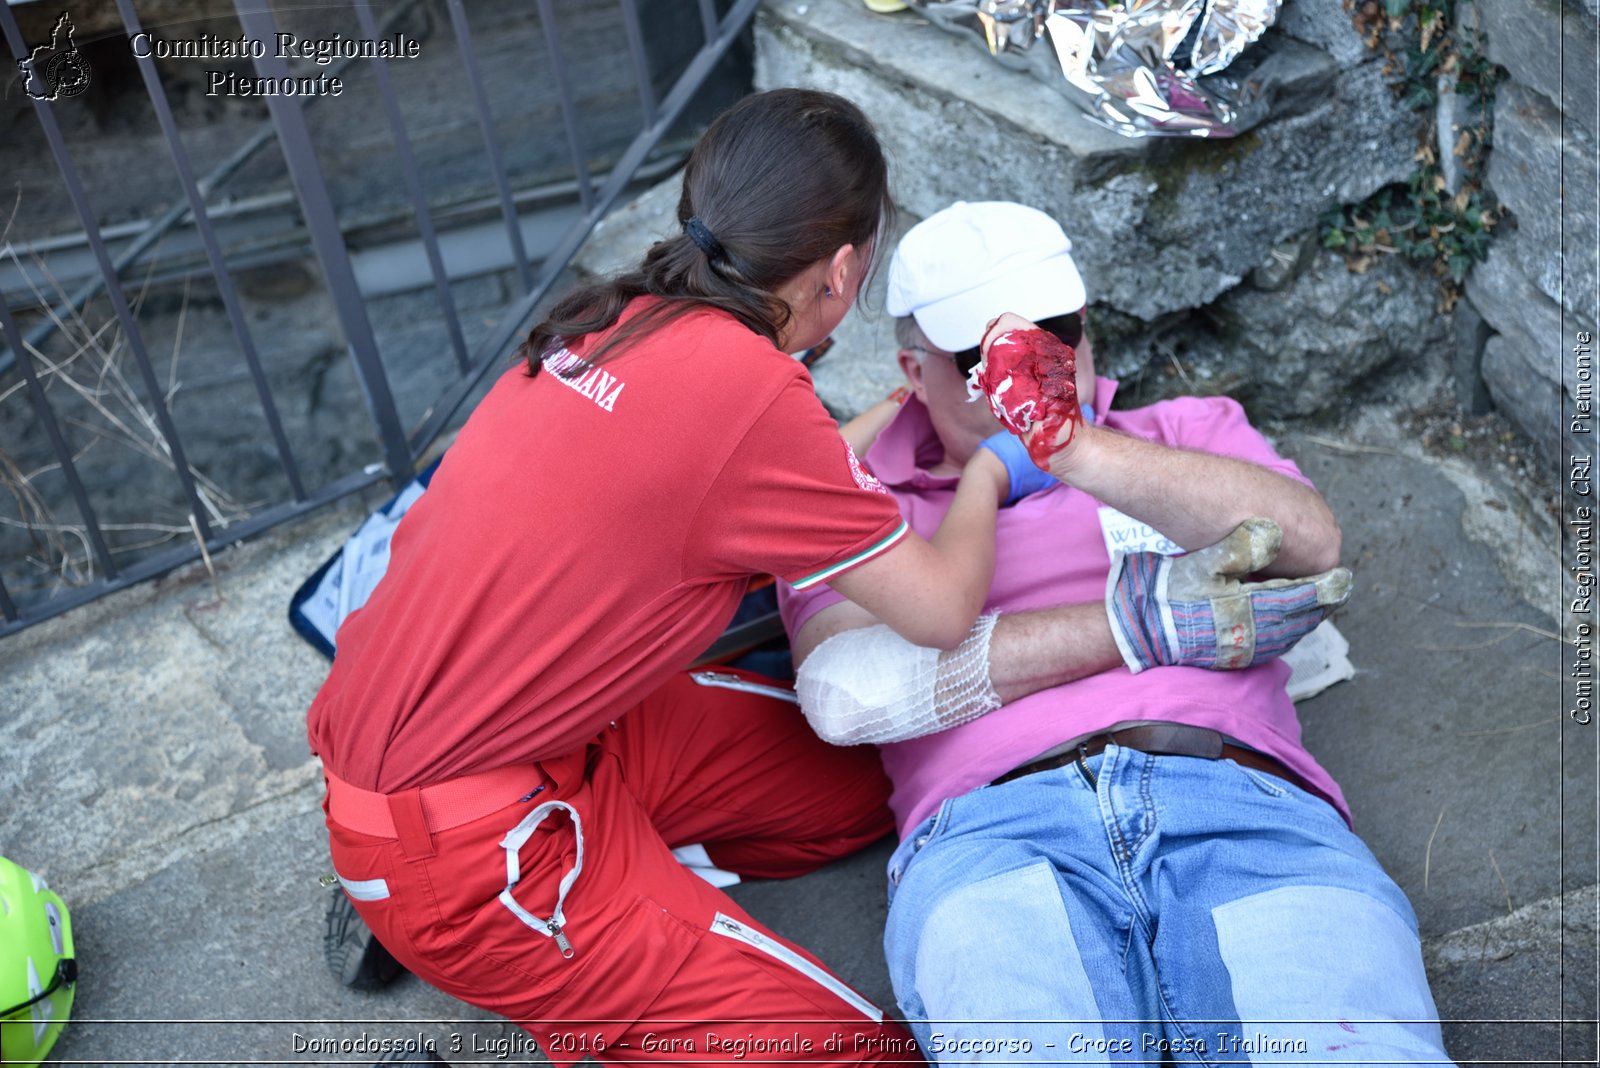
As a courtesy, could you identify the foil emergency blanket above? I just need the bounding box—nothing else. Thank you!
[903,0,1281,138]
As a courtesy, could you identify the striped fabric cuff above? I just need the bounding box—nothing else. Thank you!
[1107,549,1327,672]
[791,520,910,590]
[1106,550,1175,672]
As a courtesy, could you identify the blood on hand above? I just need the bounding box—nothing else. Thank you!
[966,323,1082,468]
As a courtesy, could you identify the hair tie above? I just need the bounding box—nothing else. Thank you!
[685,216,725,260]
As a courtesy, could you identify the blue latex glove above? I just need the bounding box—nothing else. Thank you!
[1105,518,1353,673]
[978,430,1057,506]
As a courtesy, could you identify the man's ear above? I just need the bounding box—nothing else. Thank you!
[897,346,928,400]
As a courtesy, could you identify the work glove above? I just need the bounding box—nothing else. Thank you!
[978,430,1057,506]
[1105,517,1352,673]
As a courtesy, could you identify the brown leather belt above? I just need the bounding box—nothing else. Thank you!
[992,722,1309,794]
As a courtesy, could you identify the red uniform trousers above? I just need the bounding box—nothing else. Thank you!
[324,668,920,1065]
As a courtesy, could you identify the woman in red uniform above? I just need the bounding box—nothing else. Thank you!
[308,89,1016,1065]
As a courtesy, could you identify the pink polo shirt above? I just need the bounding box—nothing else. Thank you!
[778,379,1349,836]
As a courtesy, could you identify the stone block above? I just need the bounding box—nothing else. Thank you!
[1482,334,1569,463]
[1466,232,1559,378]
[1466,229,1596,464]
[1481,0,1599,141]
[755,0,1414,322]
[1453,297,1496,414]
[1277,0,1372,68]
[1194,248,1448,418]
[1467,224,1597,397]
[1486,83,1598,321]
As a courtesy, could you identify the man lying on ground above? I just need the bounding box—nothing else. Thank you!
[781,200,1455,1064]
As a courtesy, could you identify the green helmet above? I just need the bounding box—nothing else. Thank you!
[0,857,76,1067]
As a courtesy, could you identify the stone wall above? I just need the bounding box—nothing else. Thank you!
[1463,0,1598,468]
[749,0,1599,461]
[754,0,1453,421]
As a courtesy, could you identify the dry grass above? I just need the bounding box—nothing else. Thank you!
[1,223,255,602]
[1424,805,1445,892]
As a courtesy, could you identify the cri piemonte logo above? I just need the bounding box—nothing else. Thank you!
[18,11,91,101]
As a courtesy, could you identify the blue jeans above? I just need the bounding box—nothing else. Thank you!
[884,745,1453,1065]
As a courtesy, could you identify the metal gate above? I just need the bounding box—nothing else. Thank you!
[0,0,761,637]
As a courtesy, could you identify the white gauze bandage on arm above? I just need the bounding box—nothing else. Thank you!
[795,613,1003,745]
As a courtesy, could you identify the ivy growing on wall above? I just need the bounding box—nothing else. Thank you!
[1319,0,1504,308]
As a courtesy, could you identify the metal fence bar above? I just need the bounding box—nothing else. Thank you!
[115,0,308,502]
[0,570,16,623]
[617,0,658,125]
[0,288,117,581]
[407,0,765,455]
[443,0,535,293]
[698,0,719,45]
[353,0,471,373]
[234,1,415,487]
[0,3,217,544]
[534,0,596,214]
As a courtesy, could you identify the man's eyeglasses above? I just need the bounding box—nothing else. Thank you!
[911,310,1085,378]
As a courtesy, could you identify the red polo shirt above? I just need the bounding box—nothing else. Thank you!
[308,302,906,791]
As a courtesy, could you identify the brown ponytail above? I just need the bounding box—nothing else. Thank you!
[519,88,893,375]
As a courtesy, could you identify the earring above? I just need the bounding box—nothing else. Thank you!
[824,286,834,299]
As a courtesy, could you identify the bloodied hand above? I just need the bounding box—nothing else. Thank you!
[967,312,1084,469]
